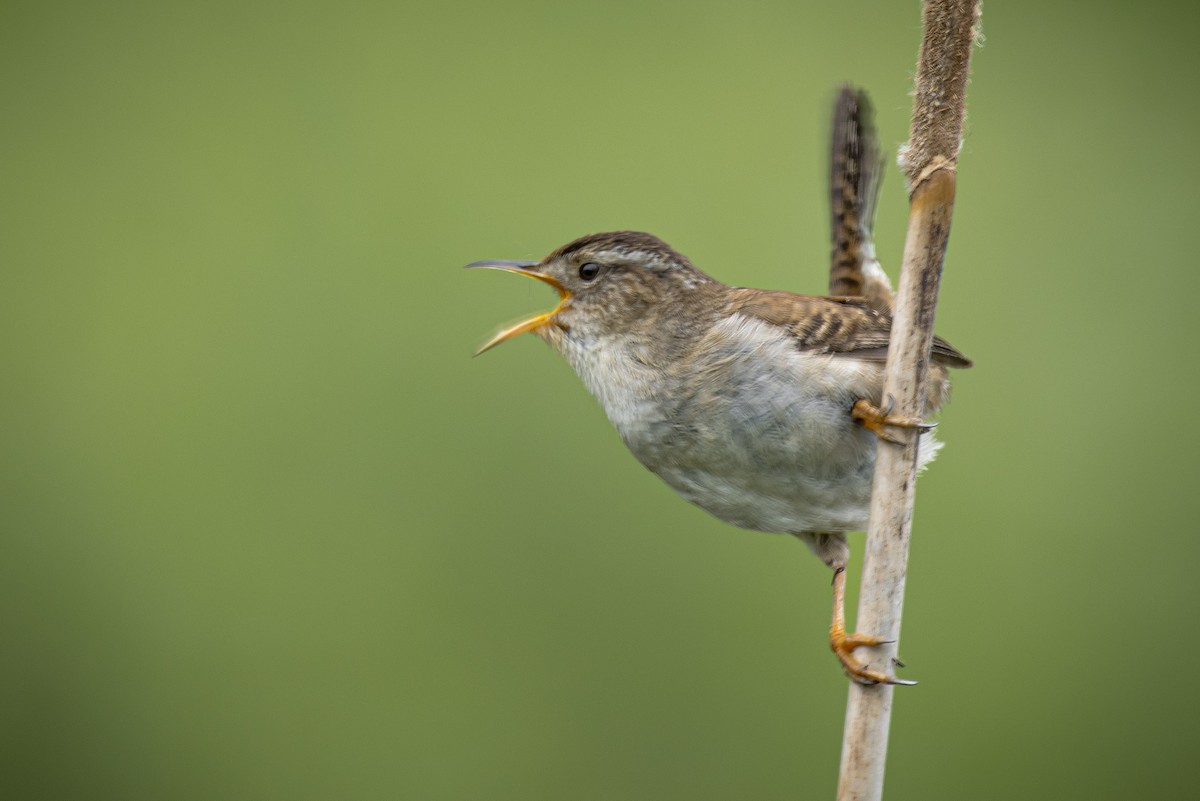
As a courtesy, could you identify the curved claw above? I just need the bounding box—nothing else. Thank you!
[831,632,918,686]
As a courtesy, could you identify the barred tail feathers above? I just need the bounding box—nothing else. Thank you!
[828,85,892,312]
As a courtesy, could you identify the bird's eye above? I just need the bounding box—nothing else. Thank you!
[578,262,604,282]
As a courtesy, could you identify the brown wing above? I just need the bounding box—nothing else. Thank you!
[726,289,972,368]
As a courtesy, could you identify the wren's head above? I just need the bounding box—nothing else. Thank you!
[467,231,718,354]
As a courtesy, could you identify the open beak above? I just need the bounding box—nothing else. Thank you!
[464,260,572,356]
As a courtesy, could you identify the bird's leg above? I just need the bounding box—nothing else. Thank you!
[830,565,917,686]
[851,394,936,445]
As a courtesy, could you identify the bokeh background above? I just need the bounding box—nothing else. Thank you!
[4,1,1198,799]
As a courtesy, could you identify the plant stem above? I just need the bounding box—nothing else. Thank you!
[835,2,980,799]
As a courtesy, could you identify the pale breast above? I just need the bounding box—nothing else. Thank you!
[551,314,942,535]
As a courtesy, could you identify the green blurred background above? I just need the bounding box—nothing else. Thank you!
[4,1,1198,798]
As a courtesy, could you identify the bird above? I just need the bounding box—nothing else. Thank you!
[465,90,970,685]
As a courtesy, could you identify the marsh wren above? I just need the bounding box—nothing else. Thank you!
[466,89,970,685]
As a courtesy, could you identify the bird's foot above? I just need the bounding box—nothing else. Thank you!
[828,566,916,686]
[851,395,935,446]
[830,629,917,686]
